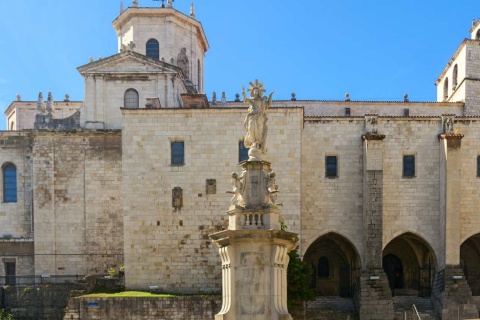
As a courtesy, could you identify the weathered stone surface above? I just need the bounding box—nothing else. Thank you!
[64,296,221,320]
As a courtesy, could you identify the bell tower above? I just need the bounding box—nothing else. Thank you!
[112,1,209,93]
[435,18,480,115]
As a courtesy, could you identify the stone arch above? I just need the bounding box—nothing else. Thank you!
[453,64,458,89]
[303,232,362,297]
[443,77,449,100]
[460,233,480,295]
[382,232,436,297]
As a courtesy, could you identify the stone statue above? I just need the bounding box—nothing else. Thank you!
[263,171,279,207]
[228,171,245,207]
[242,80,274,160]
[177,47,189,78]
[444,117,454,133]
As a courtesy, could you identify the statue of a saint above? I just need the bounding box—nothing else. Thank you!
[177,47,189,78]
[242,80,274,160]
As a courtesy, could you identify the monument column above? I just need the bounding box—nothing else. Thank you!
[432,115,478,318]
[359,115,394,320]
[209,80,298,320]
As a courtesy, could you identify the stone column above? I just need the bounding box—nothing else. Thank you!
[433,115,478,318]
[210,160,298,320]
[358,115,394,320]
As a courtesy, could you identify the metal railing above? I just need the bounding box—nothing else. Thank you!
[0,275,83,286]
[412,304,422,320]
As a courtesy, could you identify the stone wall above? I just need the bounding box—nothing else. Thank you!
[32,131,123,276]
[121,107,303,292]
[1,285,74,320]
[64,296,221,320]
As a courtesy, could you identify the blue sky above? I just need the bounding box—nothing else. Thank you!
[0,1,478,130]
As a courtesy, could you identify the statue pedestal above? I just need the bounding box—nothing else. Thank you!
[209,229,298,320]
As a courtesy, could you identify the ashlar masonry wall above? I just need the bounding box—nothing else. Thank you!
[0,132,34,277]
[301,118,365,261]
[33,131,123,276]
[121,107,303,292]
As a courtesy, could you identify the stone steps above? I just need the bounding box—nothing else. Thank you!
[306,296,358,320]
[393,296,437,320]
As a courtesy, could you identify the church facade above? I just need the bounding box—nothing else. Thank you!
[2,2,480,319]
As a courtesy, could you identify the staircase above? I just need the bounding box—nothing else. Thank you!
[306,296,359,320]
[393,296,437,320]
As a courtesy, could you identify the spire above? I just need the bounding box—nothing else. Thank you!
[120,2,124,13]
[36,92,44,113]
[190,2,195,18]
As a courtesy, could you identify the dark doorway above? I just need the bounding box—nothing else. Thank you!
[383,254,403,294]
[382,233,435,297]
[303,232,361,297]
[5,262,16,286]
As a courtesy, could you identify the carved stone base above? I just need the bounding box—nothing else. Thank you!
[210,229,298,320]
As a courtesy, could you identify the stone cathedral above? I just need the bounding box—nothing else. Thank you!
[2,1,480,319]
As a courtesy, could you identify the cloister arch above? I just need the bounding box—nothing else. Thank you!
[461,233,480,295]
[303,232,361,297]
[382,232,436,297]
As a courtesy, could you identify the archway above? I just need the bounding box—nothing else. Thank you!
[382,233,435,297]
[461,233,480,295]
[303,233,361,297]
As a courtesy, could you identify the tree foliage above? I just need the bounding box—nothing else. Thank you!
[0,309,14,320]
[287,248,315,308]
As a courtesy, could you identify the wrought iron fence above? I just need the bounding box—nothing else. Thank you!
[0,275,84,286]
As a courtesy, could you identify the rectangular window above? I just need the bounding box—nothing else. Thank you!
[477,156,480,177]
[325,156,338,178]
[171,142,184,165]
[239,141,249,162]
[403,155,415,177]
[5,262,16,286]
[345,108,351,116]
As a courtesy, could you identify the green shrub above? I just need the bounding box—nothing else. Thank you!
[0,309,14,320]
[287,248,315,308]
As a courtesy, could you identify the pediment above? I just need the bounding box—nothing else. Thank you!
[77,51,182,75]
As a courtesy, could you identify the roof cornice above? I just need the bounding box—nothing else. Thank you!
[112,7,209,53]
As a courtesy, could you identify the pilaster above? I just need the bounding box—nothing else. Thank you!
[359,115,394,320]
[433,116,478,318]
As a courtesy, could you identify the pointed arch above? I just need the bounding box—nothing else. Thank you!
[383,232,436,296]
[461,232,480,295]
[303,232,362,297]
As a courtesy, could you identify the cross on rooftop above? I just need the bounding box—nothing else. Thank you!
[153,0,173,7]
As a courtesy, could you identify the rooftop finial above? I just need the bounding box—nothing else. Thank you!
[37,92,44,113]
[132,0,138,8]
[16,94,21,101]
[167,0,173,8]
[473,17,476,27]
[46,92,53,113]
[120,2,124,13]
[190,2,195,18]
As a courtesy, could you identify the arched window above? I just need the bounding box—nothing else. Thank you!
[124,89,139,108]
[318,256,330,278]
[146,39,159,60]
[443,77,449,100]
[3,164,17,203]
[197,59,201,92]
[453,64,458,89]
[10,122,14,131]
[477,30,480,40]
